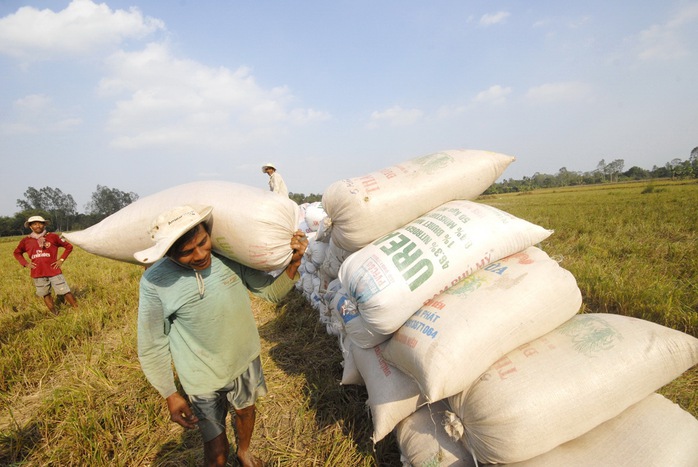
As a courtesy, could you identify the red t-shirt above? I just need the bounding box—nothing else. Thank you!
[13,233,73,278]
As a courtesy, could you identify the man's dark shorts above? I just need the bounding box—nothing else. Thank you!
[189,356,268,442]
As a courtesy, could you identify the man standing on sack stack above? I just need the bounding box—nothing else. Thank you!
[134,204,307,467]
[261,162,289,197]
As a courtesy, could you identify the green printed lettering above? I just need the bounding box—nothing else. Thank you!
[392,241,423,271]
[403,258,434,291]
[377,232,408,252]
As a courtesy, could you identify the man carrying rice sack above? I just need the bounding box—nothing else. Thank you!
[135,205,308,467]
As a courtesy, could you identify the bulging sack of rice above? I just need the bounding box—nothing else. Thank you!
[320,239,351,280]
[395,401,474,467]
[305,238,328,268]
[382,246,582,402]
[339,200,553,335]
[338,333,365,386]
[64,181,299,270]
[446,313,698,464]
[304,201,328,232]
[503,393,698,467]
[323,149,515,252]
[329,286,392,348]
[352,343,427,443]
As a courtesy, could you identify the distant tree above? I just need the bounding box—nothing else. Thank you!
[86,185,139,219]
[289,192,323,205]
[623,166,650,180]
[677,159,694,179]
[596,159,607,181]
[667,158,683,180]
[16,186,77,231]
[557,167,571,186]
[690,147,698,177]
[606,159,625,182]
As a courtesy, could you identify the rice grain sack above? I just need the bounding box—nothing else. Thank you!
[504,393,698,467]
[382,246,582,402]
[339,200,553,335]
[352,343,427,443]
[64,181,299,270]
[395,401,474,467]
[303,201,328,232]
[329,286,392,348]
[447,313,698,464]
[323,149,515,252]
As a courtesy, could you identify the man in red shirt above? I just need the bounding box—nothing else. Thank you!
[13,215,78,314]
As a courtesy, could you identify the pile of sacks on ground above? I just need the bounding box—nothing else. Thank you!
[62,149,698,466]
[293,149,698,466]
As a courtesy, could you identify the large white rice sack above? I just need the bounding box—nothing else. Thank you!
[303,201,327,232]
[395,401,474,467]
[323,149,515,252]
[64,181,300,271]
[305,238,328,268]
[339,200,553,335]
[351,343,427,443]
[503,393,698,467]
[320,239,351,280]
[382,246,582,402]
[446,313,698,464]
[328,286,392,348]
[338,332,364,386]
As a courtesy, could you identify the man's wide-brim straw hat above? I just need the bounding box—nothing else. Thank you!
[24,215,49,228]
[262,162,276,173]
[133,205,213,264]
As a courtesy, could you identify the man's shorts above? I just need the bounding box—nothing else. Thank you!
[189,356,268,442]
[33,274,71,297]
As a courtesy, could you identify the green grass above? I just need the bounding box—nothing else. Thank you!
[479,180,698,336]
[0,179,696,465]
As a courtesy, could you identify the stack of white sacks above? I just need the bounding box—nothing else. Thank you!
[293,149,698,466]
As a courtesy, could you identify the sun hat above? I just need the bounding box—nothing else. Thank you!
[24,215,49,228]
[133,205,213,264]
[261,162,276,173]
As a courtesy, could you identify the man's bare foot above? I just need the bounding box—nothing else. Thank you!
[237,451,264,467]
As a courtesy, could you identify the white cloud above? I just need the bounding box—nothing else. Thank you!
[474,85,512,105]
[635,3,698,60]
[479,11,510,26]
[0,93,83,135]
[367,105,423,129]
[0,0,164,61]
[525,81,592,104]
[98,43,329,150]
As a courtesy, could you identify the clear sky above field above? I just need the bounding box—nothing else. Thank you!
[1,0,697,217]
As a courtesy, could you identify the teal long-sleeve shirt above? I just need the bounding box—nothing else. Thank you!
[137,253,298,398]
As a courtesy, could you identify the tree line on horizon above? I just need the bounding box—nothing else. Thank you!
[1,148,695,238]
[484,147,698,194]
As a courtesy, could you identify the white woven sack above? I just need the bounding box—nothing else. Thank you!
[382,246,582,402]
[339,200,552,335]
[304,201,327,232]
[323,149,515,252]
[64,181,300,271]
[328,287,391,348]
[305,238,328,268]
[320,239,351,280]
[396,401,474,467]
[352,343,427,443]
[339,333,365,386]
[503,393,698,467]
[447,313,698,464]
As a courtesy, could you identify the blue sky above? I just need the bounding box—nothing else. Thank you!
[1,0,697,217]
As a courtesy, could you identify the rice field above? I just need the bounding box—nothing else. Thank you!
[0,178,696,465]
